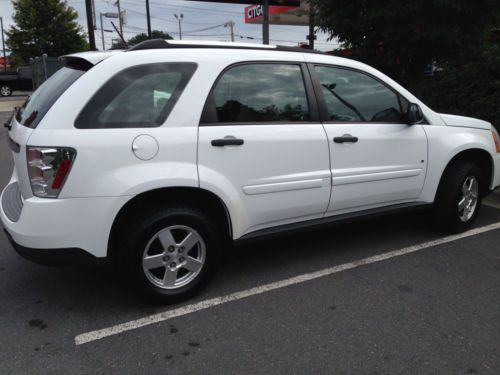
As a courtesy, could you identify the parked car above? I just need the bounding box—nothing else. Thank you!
[0,66,33,96]
[1,40,500,302]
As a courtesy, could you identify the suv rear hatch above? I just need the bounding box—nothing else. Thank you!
[5,51,120,199]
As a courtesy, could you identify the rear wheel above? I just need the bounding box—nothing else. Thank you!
[120,206,221,303]
[434,161,482,233]
[0,84,12,97]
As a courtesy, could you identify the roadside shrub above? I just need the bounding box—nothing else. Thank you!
[414,46,500,131]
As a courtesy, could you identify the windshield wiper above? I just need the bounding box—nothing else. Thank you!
[322,84,366,122]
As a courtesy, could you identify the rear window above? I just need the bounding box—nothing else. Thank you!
[16,67,85,128]
[75,63,197,129]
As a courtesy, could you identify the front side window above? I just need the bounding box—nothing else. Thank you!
[203,63,310,124]
[314,66,403,123]
[75,63,197,129]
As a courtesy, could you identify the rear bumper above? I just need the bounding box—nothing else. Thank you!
[0,181,131,258]
[3,228,98,266]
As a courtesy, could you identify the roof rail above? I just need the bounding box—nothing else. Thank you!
[128,39,325,55]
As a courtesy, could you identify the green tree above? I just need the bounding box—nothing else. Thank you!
[417,43,500,130]
[111,30,173,49]
[309,0,500,85]
[7,0,87,64]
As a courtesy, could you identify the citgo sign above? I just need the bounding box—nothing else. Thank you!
[245,4,298,24]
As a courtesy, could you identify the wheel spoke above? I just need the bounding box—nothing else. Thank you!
[143,254,165,270]
[183,256,203,273]
[467,178,474,193]
[462,182,468,195]
[158,229,176,250]
[179,232,199,252]
[163,267,178,287]
[458,197,466,212]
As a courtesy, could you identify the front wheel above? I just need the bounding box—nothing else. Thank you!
[0,84,12,97]
[433,161,482,233]
[120,207,221,303]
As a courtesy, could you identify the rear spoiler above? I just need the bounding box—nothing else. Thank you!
[61,56,94,71]
[61,50,123,71]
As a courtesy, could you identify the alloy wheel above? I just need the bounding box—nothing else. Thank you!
[142,225,206,289]
[458,175,479,222]
[0,86,11,96]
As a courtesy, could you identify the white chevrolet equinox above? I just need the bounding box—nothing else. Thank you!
[2,40,500,302]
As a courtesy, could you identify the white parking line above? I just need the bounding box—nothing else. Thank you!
[75,221,500,346]
[484,200,500,209]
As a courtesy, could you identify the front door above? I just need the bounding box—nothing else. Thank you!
[311,65,428,214]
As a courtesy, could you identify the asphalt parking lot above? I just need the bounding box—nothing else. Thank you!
[0,108,499,374]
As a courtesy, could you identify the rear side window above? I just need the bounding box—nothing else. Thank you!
[202,63,310,124]
[75,63,197,129]
[16,67,85,128]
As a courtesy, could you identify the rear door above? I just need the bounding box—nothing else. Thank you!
[197,62,331,237]
[310,64,428,214]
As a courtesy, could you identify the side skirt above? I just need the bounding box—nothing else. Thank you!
[234,202,432,245]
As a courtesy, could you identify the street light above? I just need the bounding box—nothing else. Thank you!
[100,12,119,50]
[174,13,184,40]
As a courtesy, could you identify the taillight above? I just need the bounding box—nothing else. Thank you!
[27,147,76,198]
[492,128,500,153]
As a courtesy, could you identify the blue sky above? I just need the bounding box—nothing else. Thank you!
[0,0,339,51]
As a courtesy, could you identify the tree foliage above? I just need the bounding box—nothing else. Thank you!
[7,0,87,64]
[111,30,173,50]
[310,0,500,128]
[310,0,500,84]
[417,44,500,130]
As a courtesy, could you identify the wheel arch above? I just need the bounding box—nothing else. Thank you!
[107,187,233,261]
[437,148,494,199]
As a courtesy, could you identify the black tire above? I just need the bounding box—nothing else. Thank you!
[119,206,221,303]
[433,161,482,233]
[0,84,12,97]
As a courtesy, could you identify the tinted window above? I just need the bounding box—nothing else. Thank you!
[315,66,402,123]
[75,63,197,129]
[16,67,85,128]
[204,64,310,124]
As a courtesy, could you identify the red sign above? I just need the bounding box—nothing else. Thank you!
[244,4,297,23]
[0,57,9,68]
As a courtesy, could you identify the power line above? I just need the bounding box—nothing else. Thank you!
[147,1,242,16]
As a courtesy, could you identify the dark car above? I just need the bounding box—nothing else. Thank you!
[0,66,33,96]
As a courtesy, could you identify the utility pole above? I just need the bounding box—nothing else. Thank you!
[225,21,235,42]
[0,17,6,73]
[145,0,152,39]
[111,21,127,47]
[84,0,96,50]
[307,9,316,50]
[262,0,269,45]
[175,14,184,40]
[115,0,123,39]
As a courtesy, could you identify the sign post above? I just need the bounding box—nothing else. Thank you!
[262,0,269,44]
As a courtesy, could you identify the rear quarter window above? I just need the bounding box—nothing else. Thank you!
[75,63,197,129]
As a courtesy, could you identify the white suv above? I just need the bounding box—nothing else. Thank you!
[2,40,500,302]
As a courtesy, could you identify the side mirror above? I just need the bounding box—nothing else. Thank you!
[405,103,424,125]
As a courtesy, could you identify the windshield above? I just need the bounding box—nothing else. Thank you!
[16,67,86,128]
